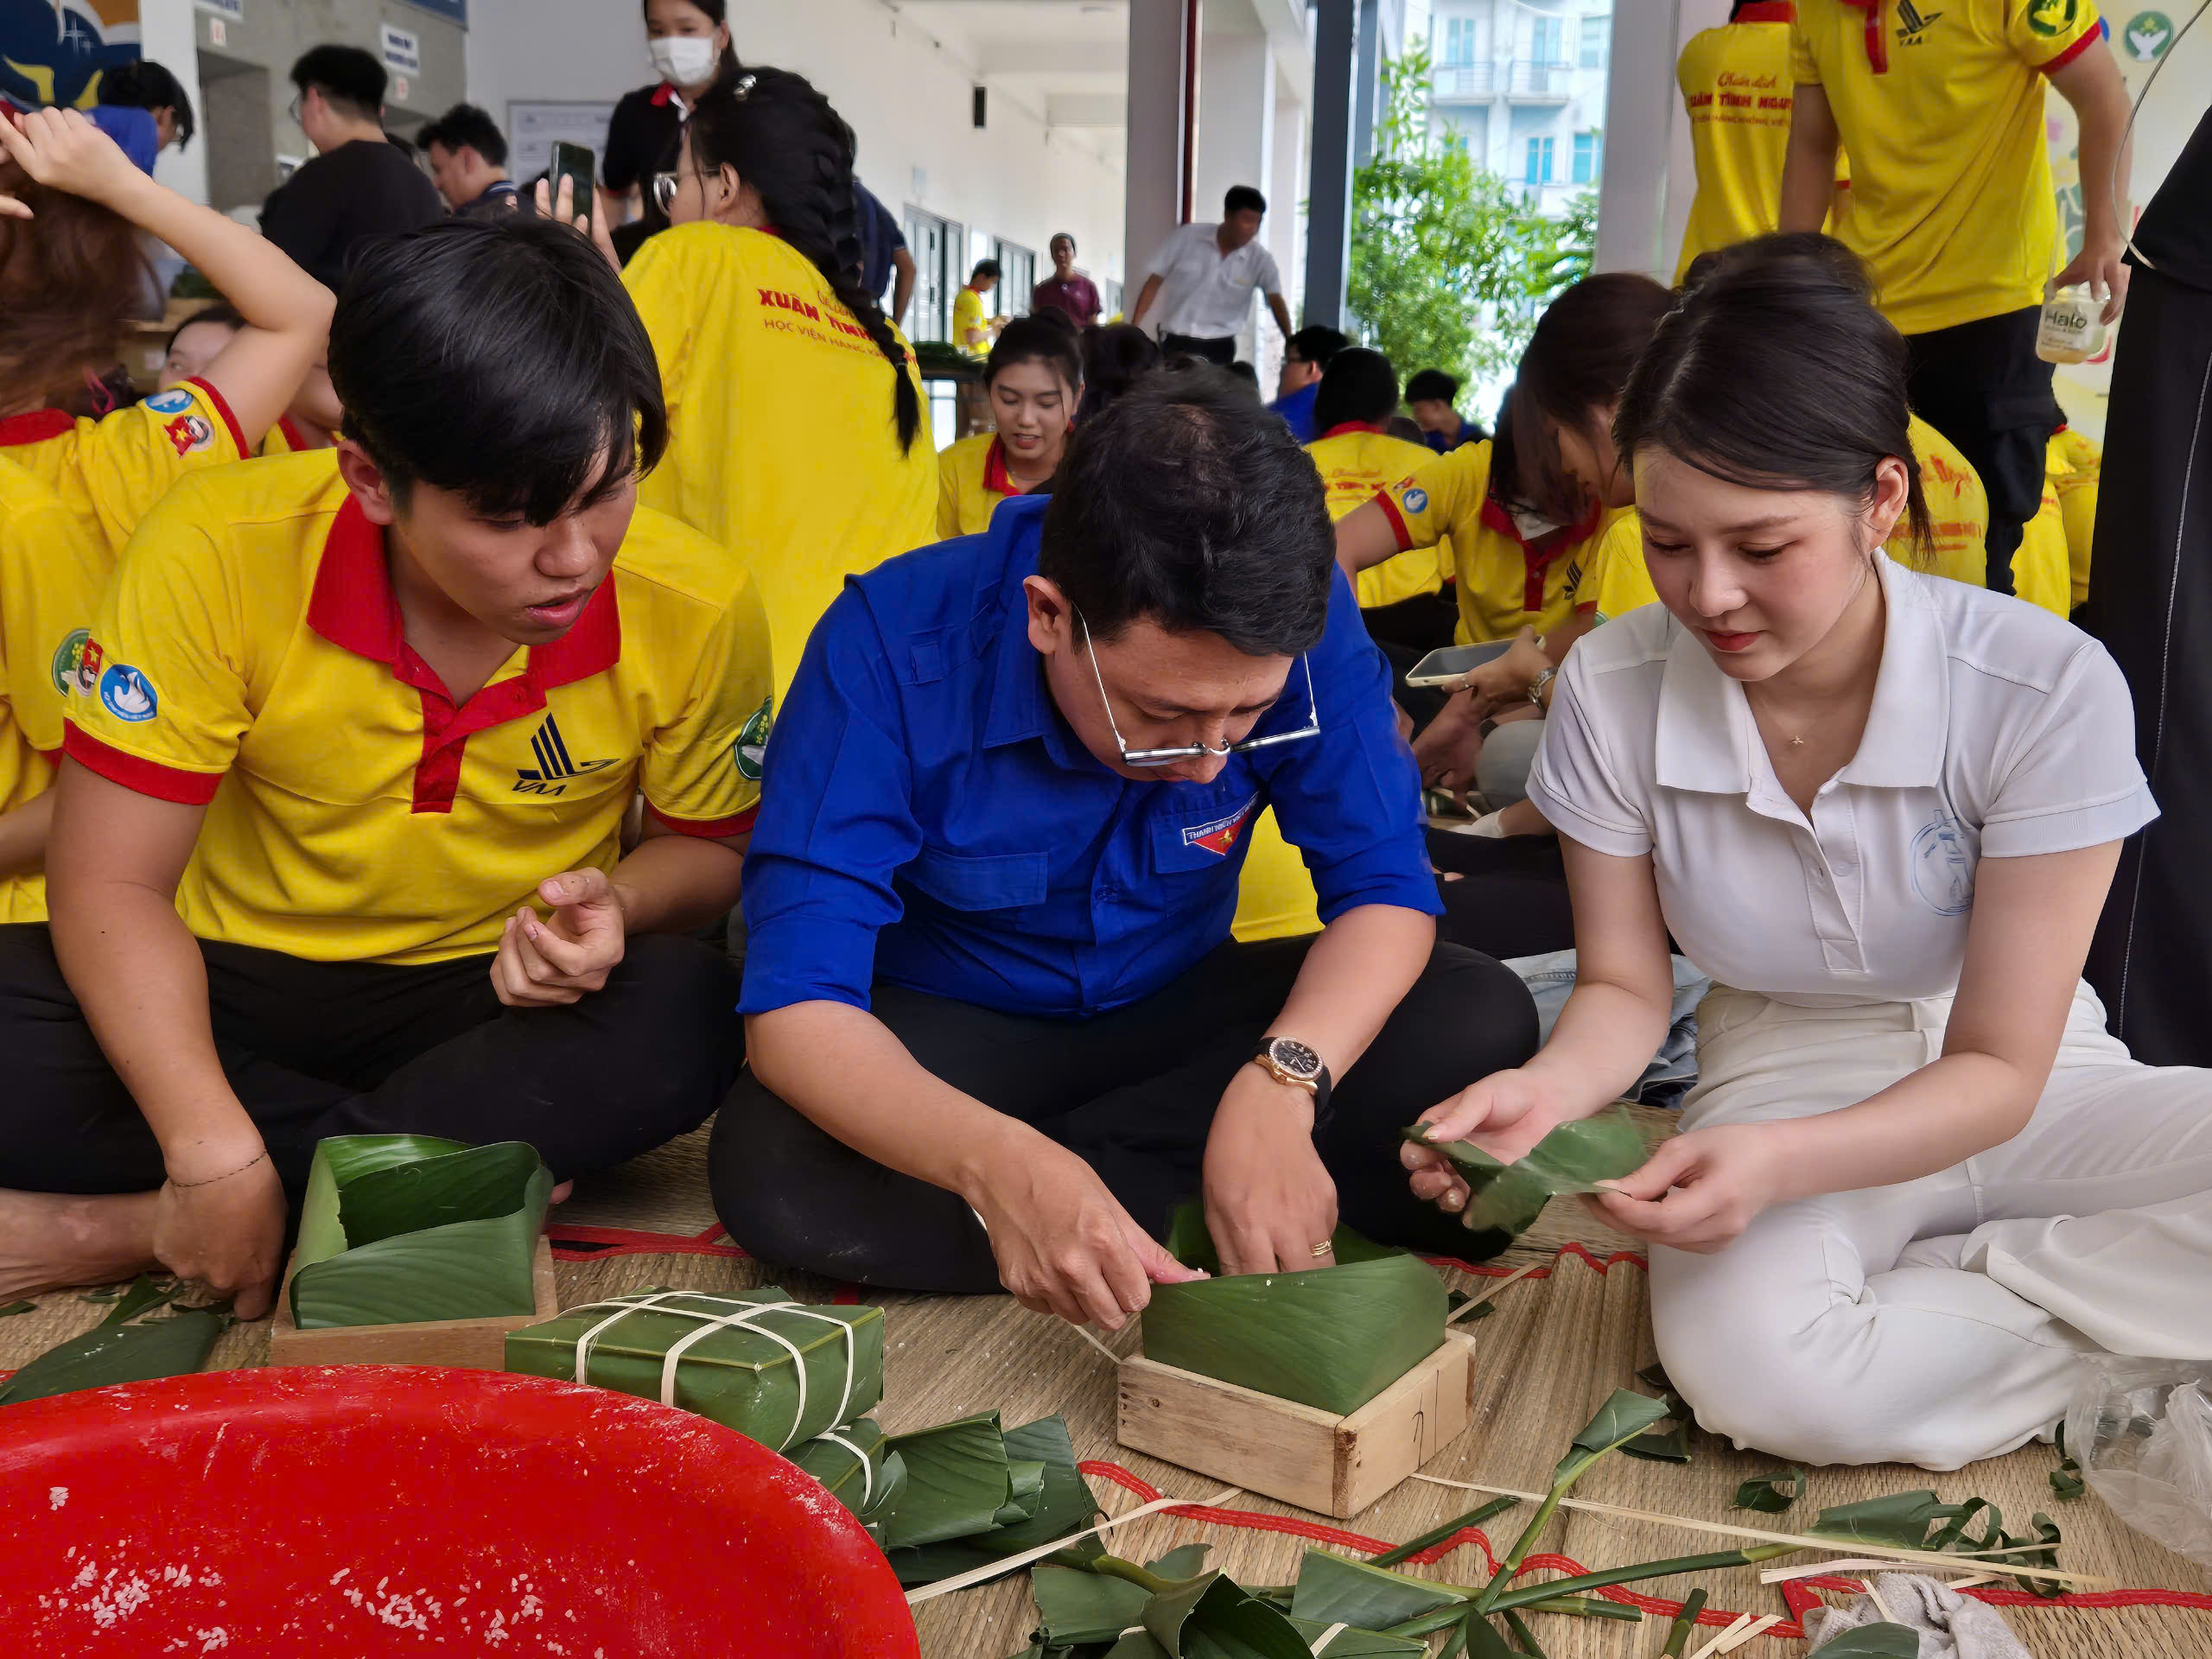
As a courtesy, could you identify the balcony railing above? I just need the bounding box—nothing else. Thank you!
[1505,59,1571,97]
[1432,61,1497,99]
[1432,60,1573,100]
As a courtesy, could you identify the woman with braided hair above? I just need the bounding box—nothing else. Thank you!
[620,67,935,695]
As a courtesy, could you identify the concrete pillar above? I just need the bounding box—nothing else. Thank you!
[1304,0,1357,331]
[1124,0,1195,301]
[1270,67,1306,329]
[1193,30,1275,361]
[139,0,209,206]
[1352,0,1382,167]
[1593,0,1686,277]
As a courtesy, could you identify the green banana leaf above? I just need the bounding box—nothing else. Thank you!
[1103,1638,1169,1659]
[1808,1491,1982,1551]
[1033,1562,1153,1645]
[1143,1204,1447,1416]
[1284,1619,1424,1656]
[880,1410,1025,1550]
[289,1135,552,1329]
[0,1278,231,1405]
[1554,1389,1673,1484]
[2051,1424,2084,1499]
[1142,1570,1315,1658]
[505,1286,883,1452]
[1624,1364,1694,1464]
[1733,1468,1804,1514]
[1147,1545,1210,1580]
[887,1414,1102,1586]
[790,1416,893,1519]
[1452,1614,1521,1659]
[1814,1626,1920,1658]
[0,1300,31,1317]
[1406,1108,1647,1248]
[1287,1550,1465,1629]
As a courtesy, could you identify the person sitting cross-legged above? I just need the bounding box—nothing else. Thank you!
[715,373,1539,1327]
[0,217,772,1317]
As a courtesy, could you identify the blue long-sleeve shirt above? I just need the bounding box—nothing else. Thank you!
[739,496,1438,1020]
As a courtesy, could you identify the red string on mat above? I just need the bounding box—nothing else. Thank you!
[544,1223,749,1262]
[1420,1242,1649,1279]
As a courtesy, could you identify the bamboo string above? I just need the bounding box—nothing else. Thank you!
[904,1484,1243,1606]
[1407,1474,2113,1588]
[1759,1557,2011,1586]
[1682,1611,1752,1659]
[1447,1263,1540,1324]
[1865,1580,1897,1622]
[1310,1621,1349,1654]
[1071,1321,1126,1365]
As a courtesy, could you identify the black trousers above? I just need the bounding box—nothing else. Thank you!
[1427,828,1577,959]
[1160,331,1237,366]
[0,925,745,1197]
[710,938,1539,1293]
[1904,306,2060,597]
[2082,263,2212,1065]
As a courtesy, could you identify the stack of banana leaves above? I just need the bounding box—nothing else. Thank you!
[289,1134,553,1327]
[1403,1107,1649,1261]
[1139,1204,1448,1415]
[995,1388,2076,1657]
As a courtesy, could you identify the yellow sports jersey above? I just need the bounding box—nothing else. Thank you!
[2051,427,2098,607]
[1573,512,1662,622]
[62,454,773,967]
[0,378,251,557]
[1674,6,1850,284]
[937,434,1032,541]
[1377,440,1612,645]
[2016,473,2073,616]
[1229,810,1322,943]
[0,459,110,925]
[258,415,331,457]
[952,284,991,357]
[1306,424,1450,610]
[624,224,937,696]
[1791,0,2102,335]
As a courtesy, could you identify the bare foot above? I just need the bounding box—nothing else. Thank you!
[0,1188,161,1301]
[550,1180,574,1205]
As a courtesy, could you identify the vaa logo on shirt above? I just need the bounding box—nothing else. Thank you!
[98,663,157,723]
[1180,794,1260,856]
[512,713,616,796]
[734,696,772,781]
[1894,0,1943,42]
[1400,486,1429,514]
[2028,0,2080,37]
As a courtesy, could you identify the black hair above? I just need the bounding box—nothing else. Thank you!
[1403,368,1460,406]
[1077,322,1160,424]
[329,217,666,525]
[1224,185,1267,218]
[640,0,741,82]
[1286,325,1348,367]
[971,257,1002,282]
[419,103,509,168]
[99,59,194,149]
[987,315,1083,392]
[290,45,386,121]
[1224,359,1260,390]
[1493,271,1673,524]
[1039,372,1332,657]
[682,70,921,452]
[1311,346,1399,433]
[1050,232,1076,254]
[1623,233,1933,556]
[166,302,242,354]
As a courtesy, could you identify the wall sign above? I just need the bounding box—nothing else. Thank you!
[380,23,422,76]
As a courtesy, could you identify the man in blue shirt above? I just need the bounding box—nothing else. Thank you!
[717,377,1538,1329]
[1268,325,1347,443]
[1406,368,1489,454]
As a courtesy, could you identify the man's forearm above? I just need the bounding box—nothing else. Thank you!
[747,1000,1033,1204]
[1264,903,1433,1079]
[1130,274,1163,326]
[2073,79,2133,249]
[1267,295,1294,342]
[607,832,747,935]
[1777,90,1840,233]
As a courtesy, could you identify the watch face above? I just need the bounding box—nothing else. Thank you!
[1268,1038,1322,1080]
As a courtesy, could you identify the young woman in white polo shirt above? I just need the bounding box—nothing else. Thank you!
[1403,237,2209,1472]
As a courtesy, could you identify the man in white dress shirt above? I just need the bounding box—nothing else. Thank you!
[1129,185,1295,367]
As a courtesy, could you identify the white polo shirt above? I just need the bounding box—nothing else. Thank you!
[1144,221,1281,340]
[1527,556,2157,1007]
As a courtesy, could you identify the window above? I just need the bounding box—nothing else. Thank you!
[994,239,1036,315]
[1443,17,1477,66]
[1580,16,1610,69]
[1530,16,1563,64]
[1523,136,1554,185]
[1572,130,1601,184]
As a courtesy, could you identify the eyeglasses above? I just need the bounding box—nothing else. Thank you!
[1077,610,1319,767]
[286,95,302,124]
[651,171,680,214]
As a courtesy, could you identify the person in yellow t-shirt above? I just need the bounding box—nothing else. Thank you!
[619,70,937,696]
[1674,2,1849,284]
[937,316,1081,540]
[0,106,332,558]
[257,356,344,456]
[953,258,1003,359]
[3,218,765,1313]
[1303,348,1452,631]
[2050,424,2099,609]
[1779,0,2131,600]
[2015,461,2074,617]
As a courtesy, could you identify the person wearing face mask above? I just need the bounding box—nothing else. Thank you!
[599,0,739,262]
[1403,236,2209,1473]
[937,318,1081,540]
[612,69,933,698]
[716,375,1537,1318]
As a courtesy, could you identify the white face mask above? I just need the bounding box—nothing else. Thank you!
[649,35,720,88]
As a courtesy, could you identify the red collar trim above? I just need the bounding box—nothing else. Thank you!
[1734,2,1794,22]
[0,407,73,448]
[1478,493,1601,554]
[1840,0,1888,72]
[649,81,677,107]
[306,494,622,690]
[276,415,312,453]
[982,435,1019,497]
[1319,421,1385,440]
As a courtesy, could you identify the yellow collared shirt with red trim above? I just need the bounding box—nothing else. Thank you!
[1305,423,1451,610]
[1375,439,1614,644]
[936,433,1031,542]
[257,414,331,458]
[62,452,774,967]
[0,378,252,559]
[0,457,110,925]
[2051,425,2098,607]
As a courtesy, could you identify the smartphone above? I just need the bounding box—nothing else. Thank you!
[549,142,596,219]
[1403,640,1514,689]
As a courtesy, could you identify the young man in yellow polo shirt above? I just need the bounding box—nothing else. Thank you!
[1778,0,2132,596]
[0,219,770,1315]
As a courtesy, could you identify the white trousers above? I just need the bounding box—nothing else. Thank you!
[1649,982,2212,1471]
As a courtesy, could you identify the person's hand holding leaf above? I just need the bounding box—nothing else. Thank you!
[1588,1122,1792,1253]
[1402,1067,1568,1213]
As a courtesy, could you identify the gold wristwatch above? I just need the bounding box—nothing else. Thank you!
[1250,1036,1333,1119]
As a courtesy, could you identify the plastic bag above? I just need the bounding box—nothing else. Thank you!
[2063,1358,2212,1570]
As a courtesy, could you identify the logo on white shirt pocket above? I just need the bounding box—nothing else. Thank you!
[1910,809,1974,918]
